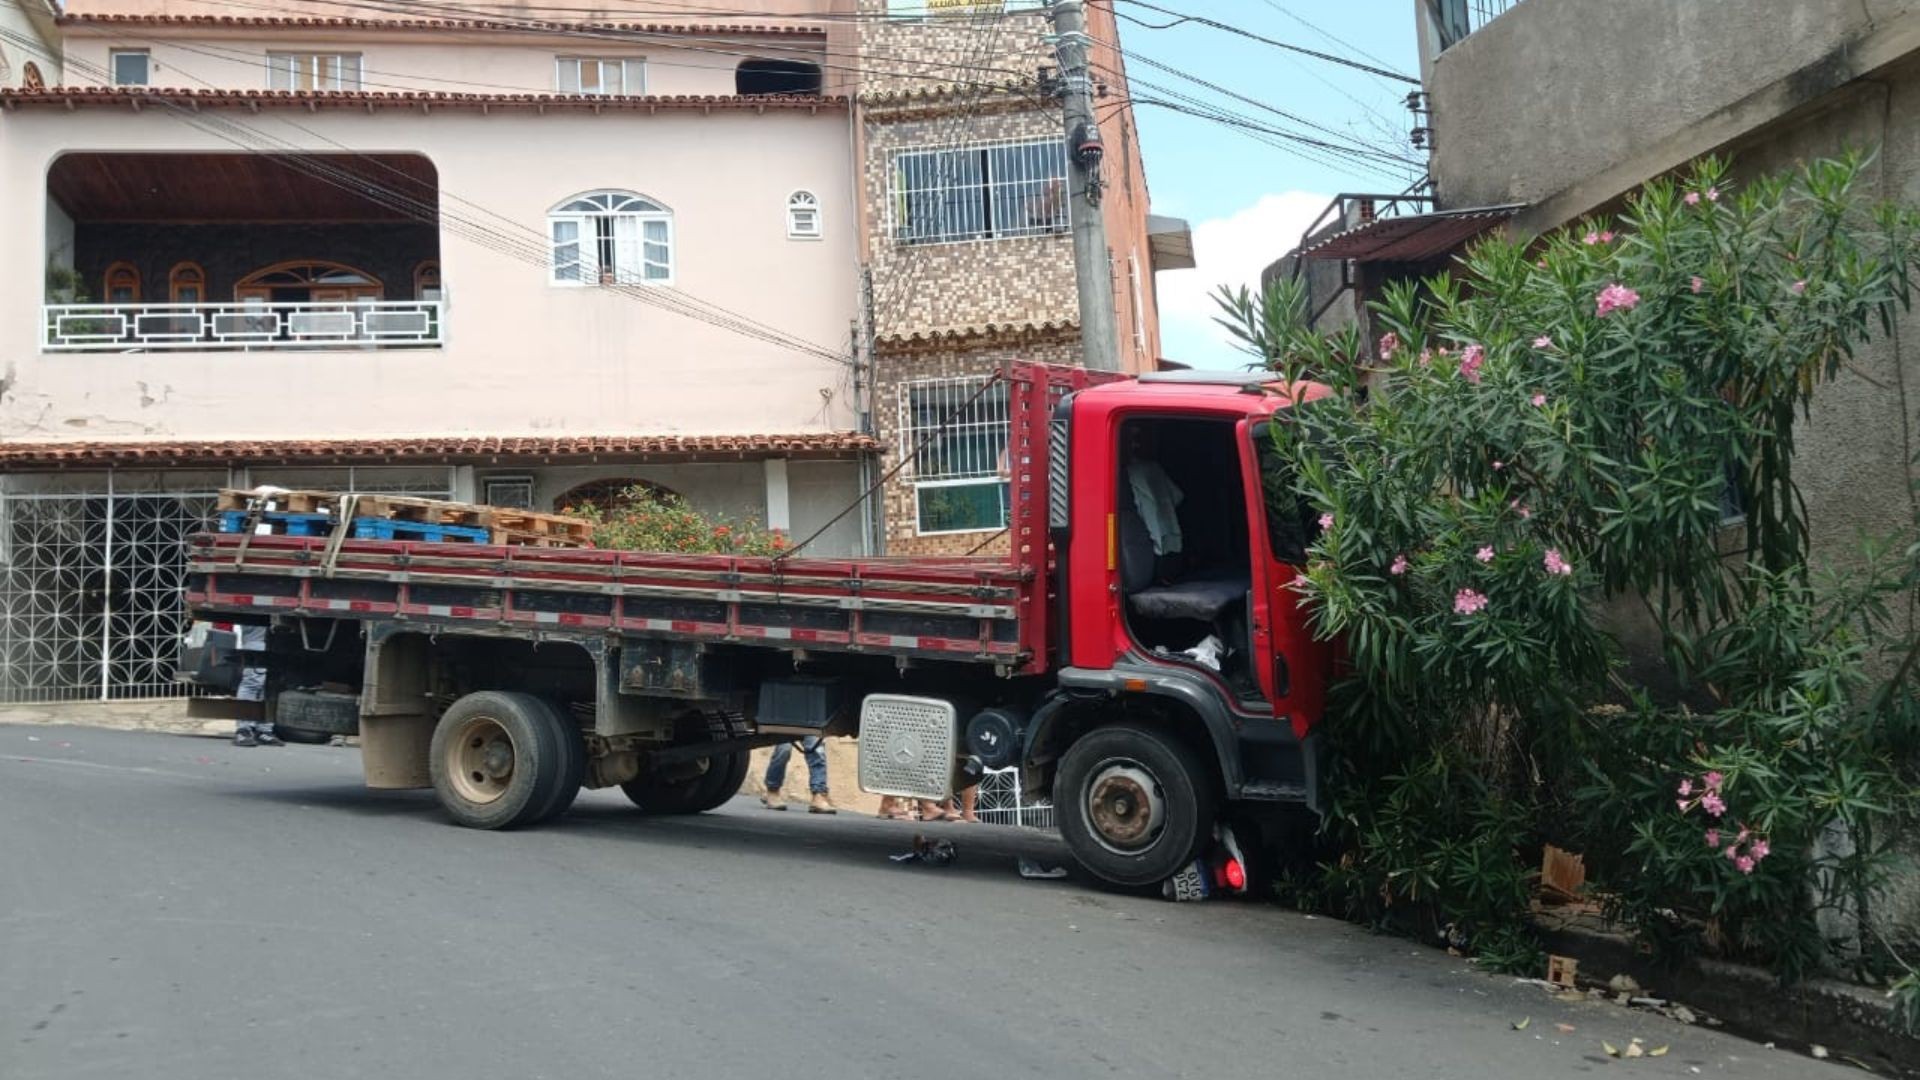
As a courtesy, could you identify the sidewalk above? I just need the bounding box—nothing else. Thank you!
[0,700,232,737]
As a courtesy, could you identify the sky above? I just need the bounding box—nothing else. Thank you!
[1120,0,1425,369]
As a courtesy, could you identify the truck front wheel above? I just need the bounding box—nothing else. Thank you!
[429,691,576,830]
[1055,723,1217,889]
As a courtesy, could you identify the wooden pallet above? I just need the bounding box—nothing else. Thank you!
[216,488,340,514]
[485,509,594,546]
[349,494,490,528]
[216,509,337,537]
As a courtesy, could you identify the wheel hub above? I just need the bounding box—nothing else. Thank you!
[446,715,516,805]
[1086,761,1165,854]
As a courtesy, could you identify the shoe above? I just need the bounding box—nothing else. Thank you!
[233,728,258,747]
[255,729,284,747]
[761,791,788,811]
[809,792,837,815]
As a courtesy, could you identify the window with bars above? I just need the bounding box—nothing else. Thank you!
[890,138,1069,245]
[900,377,1010,535]
[482,476,536,510]
[268,53,362,91]
[556,57,646,95]
[549,191,673,286]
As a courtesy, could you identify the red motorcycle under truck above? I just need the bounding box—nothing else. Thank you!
[181,362,1334,889]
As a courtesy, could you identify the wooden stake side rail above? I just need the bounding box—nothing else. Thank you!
[185,532,1042,669]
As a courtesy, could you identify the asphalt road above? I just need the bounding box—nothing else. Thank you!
[1,724,1853,1080]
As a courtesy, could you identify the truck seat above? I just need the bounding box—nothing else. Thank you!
[1126,573,1248,622]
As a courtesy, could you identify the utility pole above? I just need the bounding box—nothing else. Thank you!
[1050,0,1119,372]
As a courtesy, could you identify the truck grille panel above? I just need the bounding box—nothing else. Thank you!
[858,694,956,800]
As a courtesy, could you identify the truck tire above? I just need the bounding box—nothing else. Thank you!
[1054,723,1217,889]
[619,751,748,814]
[429,691,573,830]
[274,727,334,745]
[528,698,586,823]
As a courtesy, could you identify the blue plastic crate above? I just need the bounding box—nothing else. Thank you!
[349,517,491,544]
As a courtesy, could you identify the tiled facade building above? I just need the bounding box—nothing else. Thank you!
[855,1,1185,556]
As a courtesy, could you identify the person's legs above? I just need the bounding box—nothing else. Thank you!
[234,637,267,747]
[957,783,979,823]
[801,737,835,813]
[761,741,792,809]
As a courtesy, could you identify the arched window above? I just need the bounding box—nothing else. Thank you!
[786,190,821,240]
[414,260,442,301]
[168,262,206,303]
[735,58,821,96]
[233,260,382,301]
[553,478,678,515]
[21,61,43,90]
[548,191,672,286]
[103,261,140,303]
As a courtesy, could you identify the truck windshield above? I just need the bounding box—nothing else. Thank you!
[1251,422,1317,565]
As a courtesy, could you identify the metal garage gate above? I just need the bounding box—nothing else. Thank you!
[0,469,449,704]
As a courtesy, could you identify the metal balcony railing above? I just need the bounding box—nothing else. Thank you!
[42,300,445,352]
[1431,0,1525,50]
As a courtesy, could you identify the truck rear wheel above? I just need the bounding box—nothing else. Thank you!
[1055,723,1216,889]
[619,751,748,814]
[429,691,574,830]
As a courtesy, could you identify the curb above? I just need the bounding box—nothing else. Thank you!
[1536,919,1916,1077]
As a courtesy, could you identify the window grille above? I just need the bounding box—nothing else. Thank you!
[900,377,1010,535]
[890,138,1069,245]
[483,476,536,510]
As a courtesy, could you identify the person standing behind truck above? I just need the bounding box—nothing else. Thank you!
[232,624,281,747]
[760,737,834,813]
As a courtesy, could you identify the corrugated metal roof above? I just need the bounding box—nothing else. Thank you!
[1299,205,1525,262]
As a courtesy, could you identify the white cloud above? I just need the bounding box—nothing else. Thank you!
[1154,190,1331,370]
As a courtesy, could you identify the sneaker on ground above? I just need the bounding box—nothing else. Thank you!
[809,792,838,815]
[233,728,258,747]
[255,730,284,747]
[761,792,788,811]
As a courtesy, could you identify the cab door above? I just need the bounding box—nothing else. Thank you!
[1241,420,1328,740]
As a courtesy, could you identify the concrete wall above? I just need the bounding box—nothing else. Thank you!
[1426,0,1920,213]
[0,0,59,88]
[0,104,859,442]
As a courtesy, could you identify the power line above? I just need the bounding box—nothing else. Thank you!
[1253,0,1403,74]
[1111,0,1420,85]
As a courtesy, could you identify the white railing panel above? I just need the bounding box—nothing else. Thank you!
[43,301,445,352]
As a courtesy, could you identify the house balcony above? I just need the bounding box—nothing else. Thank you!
[44,151,442,355]
[43,300,445,352]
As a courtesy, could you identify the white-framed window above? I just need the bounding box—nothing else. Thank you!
[1128,251,1146,350]
[890,138,1069,245]
[110,49,150,86]
[483,475,536,510]
[549,191,673,286]
[268,53,362,91]
[556,57,646,95]
[787,190,821,239]
[900,377,1010,535]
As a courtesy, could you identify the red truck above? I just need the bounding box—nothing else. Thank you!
[183,362,1333,888]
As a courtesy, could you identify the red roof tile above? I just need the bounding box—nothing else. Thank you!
[57,12,825,37]
[0,433,880,470]
[0,86,845,112]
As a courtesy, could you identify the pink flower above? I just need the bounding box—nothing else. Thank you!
[1583,230,1615,246]
[1378,332,1399,360]
[1453,588,1489,615]
[1691,276,1705,294]
[1678,798,1692,811]
[1532,335,1553,349]
[1389,554,1409,576]
[1704,828,1720,847]
[1583,231,1600,245]
[1678,778,1694,798]
[1601,230,1615,243]
[1492,460,1505,471]
[1543,549,1572,577]
[1510,500,1531,519]
[1706,186,1720,202]
[1749,839,1770,861]
[1790,279,1807,295]
[1595,283,1641,316]
[1735,855,1756,874]
[1530,393,1547,407]
[1684,191,1701,206]
[1703,771,1723,791]
[1725,844,1740,861]
[1457,343,1486,384]
[1701,792,1726,818]
[1476,545,1495,564]
[1318,512,1334,530]
[1417,348,1433,368]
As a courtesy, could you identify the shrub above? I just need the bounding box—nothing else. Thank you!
[565,485,788,556]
